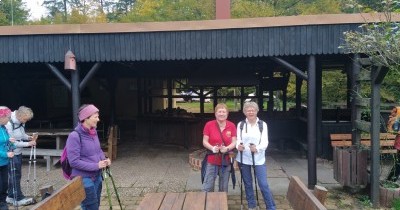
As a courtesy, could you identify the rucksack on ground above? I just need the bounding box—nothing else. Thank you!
[61,131,81,180]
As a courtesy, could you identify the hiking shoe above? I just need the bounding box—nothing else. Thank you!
[15,197,34,206]
[5,197,13,205]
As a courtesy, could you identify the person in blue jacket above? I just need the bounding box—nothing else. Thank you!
[66,104,111,210]
[0,106,15,210]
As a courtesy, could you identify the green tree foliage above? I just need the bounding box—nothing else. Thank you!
[297,0,342,15]
[103,0,135,22]
[342,0,400,102]
[0,0,28,26]
[322,71,347,107]
[42,0,107,24]
[42,0,67,22]
[120,0,215,22]
[231,0,274,18]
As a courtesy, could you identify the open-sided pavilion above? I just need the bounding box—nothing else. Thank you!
[1,13,398,200]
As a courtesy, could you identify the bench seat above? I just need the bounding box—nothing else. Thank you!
[21,148,63,171]
[330,133,397,154]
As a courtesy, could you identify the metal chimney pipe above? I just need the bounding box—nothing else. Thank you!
[216,0,230,19]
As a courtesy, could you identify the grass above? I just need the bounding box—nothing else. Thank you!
[176,100,243,113]
[393,198,400,210]
[176,100,273,113]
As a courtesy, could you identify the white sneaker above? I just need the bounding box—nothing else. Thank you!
[5,197,14,204]
[16,197,34,206]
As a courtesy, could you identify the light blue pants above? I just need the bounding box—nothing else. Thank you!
[239,163,276,210]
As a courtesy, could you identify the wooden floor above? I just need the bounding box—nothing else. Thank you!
[137,192,228,210]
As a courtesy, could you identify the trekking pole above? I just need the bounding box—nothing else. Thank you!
[103,169,113,210]
[8,144,18,210]
[250,143,259,210]
[33,145,37,196]
[26,145,34,195]
[10,157,18,209]
[239,143,244,210]
[106,167,123,210]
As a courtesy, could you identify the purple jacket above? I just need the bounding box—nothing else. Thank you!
[66,124,105,179]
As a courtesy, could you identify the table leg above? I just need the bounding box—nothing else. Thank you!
[56,136,61,150]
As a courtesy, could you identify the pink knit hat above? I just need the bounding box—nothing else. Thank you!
[0,107,11,118]
[78,104,99,121]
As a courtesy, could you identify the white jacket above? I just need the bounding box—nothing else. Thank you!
[5,111,31,155]
[235,117,269,165]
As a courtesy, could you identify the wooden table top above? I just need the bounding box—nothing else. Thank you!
[26,129,72,136]
[137,192,228,210]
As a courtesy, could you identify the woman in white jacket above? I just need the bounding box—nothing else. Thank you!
[5,106,37,206]
[236,102,276,210]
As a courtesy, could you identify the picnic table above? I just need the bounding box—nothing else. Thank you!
[24,129,71,171]
[26,128,71,150]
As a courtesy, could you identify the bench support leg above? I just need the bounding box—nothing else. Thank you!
[44,156,51,172]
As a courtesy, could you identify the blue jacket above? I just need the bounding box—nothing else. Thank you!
[0,126,10,167]
[66,124,105,179]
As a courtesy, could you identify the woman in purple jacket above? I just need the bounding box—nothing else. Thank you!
[66,104,111,210]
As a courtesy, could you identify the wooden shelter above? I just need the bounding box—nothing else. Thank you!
[1,13,399,199]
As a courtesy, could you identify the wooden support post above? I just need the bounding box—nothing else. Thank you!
[313,185,328,205]
[39,185,54,199]
[107,126,114,160]
[112,125,118,160]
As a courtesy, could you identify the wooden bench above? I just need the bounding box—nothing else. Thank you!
[21,148,63,172]
[287,176,327,210]
[137,192,228,210]
[330,133,397,154]
[30,176,85,210]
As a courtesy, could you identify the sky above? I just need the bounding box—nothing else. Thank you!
[23,0,46,20]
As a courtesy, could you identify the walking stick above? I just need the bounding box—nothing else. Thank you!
[106,167,123,210]
[8,145,18,209]
[103,169,113,210]
[250,143,259,210]
[26,145,33,195]
[33,145,37,196]
[239,143,244,210]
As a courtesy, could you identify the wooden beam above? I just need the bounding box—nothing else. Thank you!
[372,66,389,85]
[271,57,308,81]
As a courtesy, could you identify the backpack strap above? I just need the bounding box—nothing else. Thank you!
[257,120,263,144]
[239,120,245,140]
[73,130,82,143]
[240,120,264,145]
[9,120,24,131]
